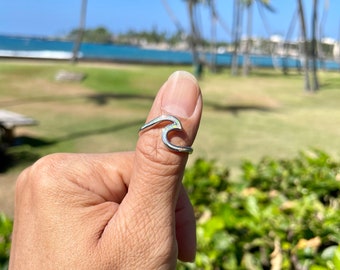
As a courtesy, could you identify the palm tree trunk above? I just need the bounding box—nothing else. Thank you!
[311,0,319,91]
[297,0,311,92]
[188,0,199,67]
[282,9,298,74]
[243,3,253,76]
[187,0,204,78]
[231,0,242,76]
[71,0,87,64]
[318,0,329,70]
[210,0,217,72]
[161,0,184,33]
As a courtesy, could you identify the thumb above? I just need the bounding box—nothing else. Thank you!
[129,70,202,212]
[98,71,201,267]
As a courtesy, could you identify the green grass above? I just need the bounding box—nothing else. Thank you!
[1,60,340,175]
[198,70,340,171]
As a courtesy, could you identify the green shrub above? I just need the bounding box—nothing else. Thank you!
[179,150,340,269]
[1,150,339,269]
[0,213,12,269]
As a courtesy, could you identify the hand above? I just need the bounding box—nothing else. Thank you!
[9,71,203,269]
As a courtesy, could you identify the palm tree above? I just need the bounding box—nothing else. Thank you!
[318,0,329,69]
[281,8,298,74]
[161,0,185,33]
[205,0,217,72]
[311,0,319,91]
[71,0,88,64]
[231,0,242,76]
[186,0,203,77]
[232,0,274,76]
[297,0,311,92]
[205,0,233,73]
[242,0,253,76]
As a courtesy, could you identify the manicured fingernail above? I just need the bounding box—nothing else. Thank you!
[161,71,200,118]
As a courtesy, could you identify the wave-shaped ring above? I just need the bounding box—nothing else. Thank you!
[139,115,193,154]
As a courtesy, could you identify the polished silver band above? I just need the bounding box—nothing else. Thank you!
[139,115,193,154]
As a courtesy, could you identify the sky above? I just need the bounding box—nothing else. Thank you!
[0,0,339,42]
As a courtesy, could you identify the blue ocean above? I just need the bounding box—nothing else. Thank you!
[1,35,339,70]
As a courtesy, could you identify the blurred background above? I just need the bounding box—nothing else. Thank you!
[1,1,340,269]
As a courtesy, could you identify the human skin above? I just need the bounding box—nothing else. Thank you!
[9,71,203,269]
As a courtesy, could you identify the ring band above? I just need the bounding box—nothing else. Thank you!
[139,115,193,154]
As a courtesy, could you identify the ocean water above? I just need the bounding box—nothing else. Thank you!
[0,35,339,70]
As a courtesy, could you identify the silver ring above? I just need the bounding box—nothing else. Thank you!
[139,115,193,154]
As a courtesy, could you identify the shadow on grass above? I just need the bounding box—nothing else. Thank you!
[248,69,301,78]
[205,101,276,115]
[0,119,144,173]
[0,96,81,107]
[86,93,154,105]
[0,93,154,108]
[56,119,144,141]
[0,149,41,173]
[321,78,340,90]
[13,136,56,148]
[0,137,53,173]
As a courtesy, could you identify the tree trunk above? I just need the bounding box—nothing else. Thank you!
[231,0,242,76]
[210,0,217,73]
[71,0,87,64]
[311,0,319,91]
[243,3,253,76]
[318,0,329,70]
[188,0,200,70]
[282,9,298,75]
[161,0,184,33]
[297,0,311,92]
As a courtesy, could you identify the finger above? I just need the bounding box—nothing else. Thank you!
[128,70,202,213]
[176,184,196,262]
[101,71,202,266]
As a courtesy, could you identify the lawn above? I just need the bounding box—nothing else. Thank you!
[1,60,340,216]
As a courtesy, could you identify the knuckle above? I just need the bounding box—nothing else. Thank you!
[137,136,179,175]
[25,153,68,192]
[15,167,31,194]
[14,153,70,205]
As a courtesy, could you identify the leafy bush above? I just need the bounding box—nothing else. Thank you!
[0,213,12,269]
[1,150,339,269]
[179,150,340,269]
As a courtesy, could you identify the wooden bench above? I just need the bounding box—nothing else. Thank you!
[0,110,37,148]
